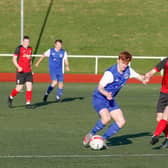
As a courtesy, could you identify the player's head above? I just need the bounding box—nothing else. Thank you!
[117,51,132,72]
[23,36,30,48]
[55,39,63,51]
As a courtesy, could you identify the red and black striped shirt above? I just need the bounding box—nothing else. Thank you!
[14,45,32,73]
[154,58,168,94]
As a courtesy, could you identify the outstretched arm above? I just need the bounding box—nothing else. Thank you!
[144,69,157,83]
[129,68,146,84]
[35,54,46,67]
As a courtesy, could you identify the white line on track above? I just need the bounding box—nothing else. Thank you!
[0,154,168,159]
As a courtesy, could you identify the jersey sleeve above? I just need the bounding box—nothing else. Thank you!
[44,49,50,57]
[129,67,140,78]
[154,58,168,72]
[14,46,20,57]
[64,51,68,60]
[99,71,114,87]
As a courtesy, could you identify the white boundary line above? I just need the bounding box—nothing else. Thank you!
[0,154,168,159]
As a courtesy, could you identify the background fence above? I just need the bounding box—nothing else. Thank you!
[0,54,165,75]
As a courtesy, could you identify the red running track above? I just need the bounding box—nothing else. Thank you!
[0,73,162,83]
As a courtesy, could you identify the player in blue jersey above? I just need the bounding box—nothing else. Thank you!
[83,51,146,148]
[35,39,70,102]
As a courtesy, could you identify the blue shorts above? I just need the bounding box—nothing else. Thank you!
[92,96,120,114]
[49,71,64,82]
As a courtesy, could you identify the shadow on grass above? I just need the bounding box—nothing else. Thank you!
[10,97,84,109]
[34,96,84,108]
[107,132,151,146]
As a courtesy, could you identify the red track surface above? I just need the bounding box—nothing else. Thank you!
[0,73,162,83]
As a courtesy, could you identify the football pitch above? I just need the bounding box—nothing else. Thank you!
[0,82,168,167]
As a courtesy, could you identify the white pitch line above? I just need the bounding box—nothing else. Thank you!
[0,154,168,159]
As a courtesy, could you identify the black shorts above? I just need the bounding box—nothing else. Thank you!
[16,72,33,85]
[157,92,168,113]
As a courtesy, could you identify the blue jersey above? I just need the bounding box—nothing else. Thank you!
[93,64,131,100]
[48,48,66,74]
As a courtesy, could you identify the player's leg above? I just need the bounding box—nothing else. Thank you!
[8,72,24,108]
[83,108,110,146]
[43,80,57,102]
[56,82,63,102]
[102,108,125,140]
[24,72,35,109]
[56,74,64,102]
[83,97,111,146]
[8,84,24,108]
[151,93,168,145]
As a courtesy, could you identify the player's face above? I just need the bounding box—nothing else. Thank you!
[117,59,129,72]
[23,39,30,48]
[55,42,62,51]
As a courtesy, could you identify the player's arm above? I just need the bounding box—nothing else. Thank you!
[129,67,146,84]
[13,47,22,72]
[35,49,50,67]
[64,51,70,71]
[13,56,22,72]
[145,58,168,83]
[98,71,113,100]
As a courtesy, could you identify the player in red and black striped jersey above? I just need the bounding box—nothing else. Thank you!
[145,57,168,148]
[8,36,35,109]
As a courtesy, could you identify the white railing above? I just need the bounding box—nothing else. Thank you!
[0,54,166,75]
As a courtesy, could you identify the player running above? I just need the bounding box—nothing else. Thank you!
[8,36,34,109]
[35,39,70,102]
[145,58,168,148]
[83,51,146,148]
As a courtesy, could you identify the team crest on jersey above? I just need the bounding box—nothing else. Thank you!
[52,53,55,56]
[59,54,63,58]
[124,73,129,79]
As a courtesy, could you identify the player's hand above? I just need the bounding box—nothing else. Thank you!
[18,66,23,72]
[35,63,39,68]
[106,92,112,100]
[66,66,70,71]
[143,73,150,84]
[32,72,34,75]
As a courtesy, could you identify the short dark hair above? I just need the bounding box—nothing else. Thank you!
[23,36,30,40]
[119,51,132,63]
[55,39,62,44]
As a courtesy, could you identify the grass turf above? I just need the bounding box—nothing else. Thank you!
[0,0,168,73]
[0,82,168,167]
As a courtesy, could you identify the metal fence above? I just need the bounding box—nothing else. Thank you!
[0,54,166,75]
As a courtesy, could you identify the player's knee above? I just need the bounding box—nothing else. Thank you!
[156,116,162,122]
[51,82,57,87]
[117,119,126,128]
[16,86,22,92]
[102,116,111,125]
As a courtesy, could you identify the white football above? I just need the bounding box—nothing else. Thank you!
[89,135,104,150]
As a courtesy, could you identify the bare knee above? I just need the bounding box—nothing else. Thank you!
[116,119,126,128]
[51,81,57,87]
[156,117,161,123]
[156,113,163,122]
[16,85,23,92]
[102,116,111,125]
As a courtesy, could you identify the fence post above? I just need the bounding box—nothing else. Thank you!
[160,57,164,76]
[95,56,98,74]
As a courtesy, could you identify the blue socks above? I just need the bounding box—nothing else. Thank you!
[91,119,105,135]
[46,85,54,95]
[102,122,120,140]
[56,88,63,98]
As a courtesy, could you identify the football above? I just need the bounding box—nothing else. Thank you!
[89,135,104,150]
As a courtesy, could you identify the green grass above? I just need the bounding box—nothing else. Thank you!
[0,82,168,167]
[0,0,168,73]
